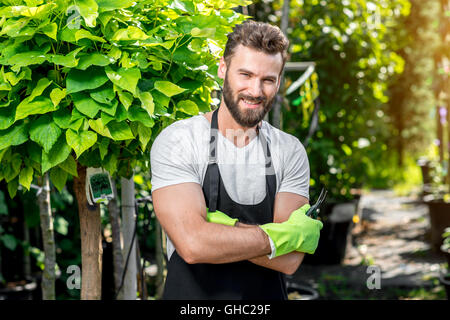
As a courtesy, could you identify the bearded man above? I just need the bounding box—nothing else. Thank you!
[150,20,322,300]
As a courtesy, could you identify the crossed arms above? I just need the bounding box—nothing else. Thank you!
[152,182,308,275]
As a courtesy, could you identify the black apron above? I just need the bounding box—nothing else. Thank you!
[162,108,287,300]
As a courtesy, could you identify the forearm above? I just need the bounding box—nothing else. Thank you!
[248,251,305,275]
[236,222,305,274]
[180,219,272,264]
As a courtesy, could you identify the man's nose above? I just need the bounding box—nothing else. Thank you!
[247,79,264,98]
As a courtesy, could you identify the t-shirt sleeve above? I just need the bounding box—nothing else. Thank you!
[150,124,200,192]
[278,138,310,200]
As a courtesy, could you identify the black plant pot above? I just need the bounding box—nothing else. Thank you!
[439,271,450,300]
[426,200,450,252]
[303,201,356,265]
[0,279,37,300]
[286,282,319,300]
[441,246,450,267]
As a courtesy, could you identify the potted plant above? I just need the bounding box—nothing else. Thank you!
[441,227,450,267]
[440,228,450,300]
[422,161,450,252]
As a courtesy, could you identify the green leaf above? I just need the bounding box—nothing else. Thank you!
[68,118,84,131]
[19,166,33,191]
[127,105,155,127]
[29,115,62,153]
[66,129,97,158]
[75,0,98,27]
[177,100,199,115]
[0,106,15,130]
[96,0,136,11]
[102,147,118,175]
[54,215,69,235]
[40,22,57,40]
[66,67,109,94]
[98,137,109,160]
[29,78,52,101]
[76,53,115,70]
[154,80,186,97]
[53,107,72,129]
[114,104,128,122]
[15,97,56,121]
[137,123,151,152]
[7,3,54,19]
[50,88,66,107]
[100,99,118,116]
[111,26,150,41]
[7,51,47,72]
[50,167,68,193]
[0,190,8,215]
[118,90,134,110]
[6,177,19,199]
[41,135,72,173]
[138,90,154,116]
[26,142,41,165]
[71,92,103,118]
[168,0,196,13]
[88,118,113,138]
[342,144,352,156]
[191,27,216,38]
[100,111,114,125]
[0,122,28,150]
[4,68,31,86]
[90,83,116,105]
[48,53,78,68]
[58,155,78,177]
[4,153,21,183]
[75,29,106,43]
[105,66,140,96]
[1,234,17,251]
[106,121,135,140]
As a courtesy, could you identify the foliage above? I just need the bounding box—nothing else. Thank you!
[0,0,249,199]
[251,0,410,201]
[442,227,450,252]
[385,0,440,168]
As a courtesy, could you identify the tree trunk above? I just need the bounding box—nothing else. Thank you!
[121,175,137,300]
[155,219,166,299]
[73,164,102,300]
[37,173,56,300]
[107,179,124,299]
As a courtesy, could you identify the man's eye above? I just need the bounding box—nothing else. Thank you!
[264,79,275,83]
[241,73,250,77]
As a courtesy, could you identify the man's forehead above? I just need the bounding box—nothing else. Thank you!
[226,44,283,75]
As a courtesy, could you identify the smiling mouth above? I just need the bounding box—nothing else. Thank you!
[241,98,263,108]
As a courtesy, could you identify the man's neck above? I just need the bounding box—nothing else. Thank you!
[217,101,260,148]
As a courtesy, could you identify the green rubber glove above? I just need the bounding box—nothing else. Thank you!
[260,204,323,258]
[206,209,238,226]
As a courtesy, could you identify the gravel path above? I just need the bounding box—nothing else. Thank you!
[288,190,447,299]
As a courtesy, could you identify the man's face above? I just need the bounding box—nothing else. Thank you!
[219,44,283,128]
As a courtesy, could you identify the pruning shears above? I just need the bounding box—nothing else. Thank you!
[306,187,328,219]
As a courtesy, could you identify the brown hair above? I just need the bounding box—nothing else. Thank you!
[223,20,289,69]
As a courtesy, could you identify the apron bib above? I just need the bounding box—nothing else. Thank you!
[162,108,287,300]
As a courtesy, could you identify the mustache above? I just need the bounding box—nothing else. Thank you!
[237,94,267,104]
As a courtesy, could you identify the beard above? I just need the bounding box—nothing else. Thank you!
[222,73,275,128]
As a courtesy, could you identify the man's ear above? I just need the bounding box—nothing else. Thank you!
[218,56,227,80]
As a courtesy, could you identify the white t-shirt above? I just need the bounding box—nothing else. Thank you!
[150,114,310,259]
